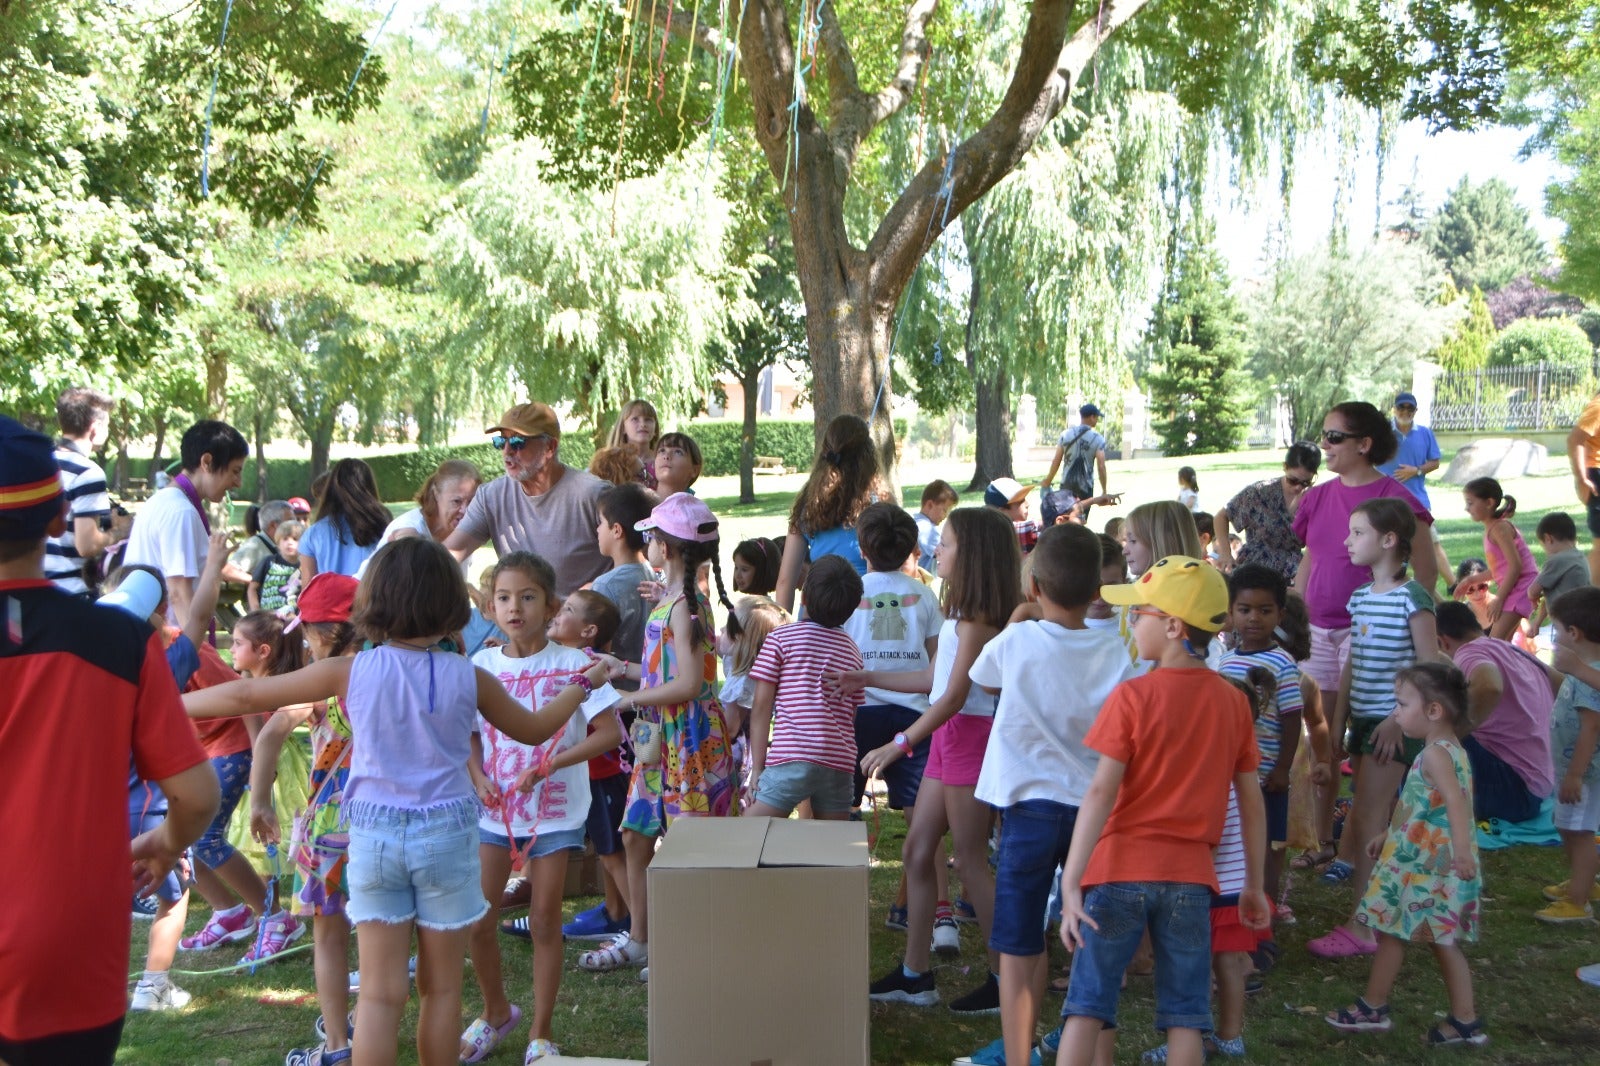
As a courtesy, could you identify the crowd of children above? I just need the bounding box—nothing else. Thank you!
[26,395,1600,1066]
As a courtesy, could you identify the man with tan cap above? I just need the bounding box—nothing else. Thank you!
[444,402,609,596]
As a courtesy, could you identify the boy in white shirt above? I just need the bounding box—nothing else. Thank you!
[965,524,1139,1066]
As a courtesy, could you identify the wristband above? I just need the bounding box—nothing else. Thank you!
[569,672,595,695]
[892,732,914,757]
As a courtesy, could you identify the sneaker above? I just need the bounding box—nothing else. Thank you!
[1038,1026,1061,1058]
[562,902,630,941]
[1543,880,1600,903]
[958,1036,1043,1066]
[130,978,191,1012]
[868,964,938,1006]
[884,904,908,931]
[1319,859,1354,885]
[1207,1035,1246,1058]
[502,876,532,911]
[285,1045,353,1066]
[1535,899,1597,925]
[242,912,306,964]
[932,916,961,955]
[347,955,416,994]
[179,904,256,951]
[132,894,159,921]
[948,972,1001,1015]
[953,897,978,924]
[314,1012,355,1044]
[637,965,649,983]
[1577,962,1600,988]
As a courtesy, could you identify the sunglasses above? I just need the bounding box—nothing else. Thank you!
[492,434,550,453]
[1128,607,1170,621]
[1461,581,1490,595]
[1395,404,1417,412]
[1284,473,1313,489]
[1321,428,1357,445]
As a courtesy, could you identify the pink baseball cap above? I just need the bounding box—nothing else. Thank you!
[635,492,719,543]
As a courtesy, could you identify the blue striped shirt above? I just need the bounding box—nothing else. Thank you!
[1346,580,1434,717]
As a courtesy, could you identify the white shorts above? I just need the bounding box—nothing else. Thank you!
[1303,624,1352,692]
[1553,783,1600,833]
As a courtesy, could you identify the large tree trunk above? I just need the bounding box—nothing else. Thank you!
[205,349,228,417]
[962,252,1014,489]
[146,416,168,483]
[739,364,761,504]
[310,420,334,482]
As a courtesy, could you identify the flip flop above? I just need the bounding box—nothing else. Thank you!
[1306,927,1376,959]
[460,1005,522,1064]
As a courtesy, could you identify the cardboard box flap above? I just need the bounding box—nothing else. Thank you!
[758,818,868,868]
[649,815,769,870]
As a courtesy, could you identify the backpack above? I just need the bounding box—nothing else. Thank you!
[1059,426,1098,499]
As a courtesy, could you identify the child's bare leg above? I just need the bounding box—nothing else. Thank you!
[597,850,630,920]
[1093,1026,1116,1066]
[1213,951,1249,1041]
[796,798,815,819]
[622,829,654,947]
[999,952,1046,1066]
[901,778,950,974]
[1162,1027,1204,1066]
[145,890,187,972]
[1359,933,1406,1007]
[207,851,274,914]
[1346,757,1407,936]
[945,784,998,969]
[414,924,470,1066]
[313,916,352,1052]
[353,919,414,1066]
[191,861,244,914]
[1265,844,1285,903]
[1489,611,1526,641]
[1431,942,1478,1023]
[464,843,515,1050]
[526,850,571,1042]
[1563,828,1599,906]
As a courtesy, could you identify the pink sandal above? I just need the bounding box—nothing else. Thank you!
[460,1005,522,1063]
[1307,926,1376,959]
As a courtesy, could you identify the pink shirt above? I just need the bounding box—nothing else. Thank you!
[1451,638,1556,797]
[1292,476,1432,629]
[749,621,863,773]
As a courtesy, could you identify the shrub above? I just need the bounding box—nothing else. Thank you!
[1488,316,1594,370]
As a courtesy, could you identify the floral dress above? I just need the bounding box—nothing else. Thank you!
[1225,478,1304,581]
[621,594,735,837]
[290,696,352,917]
[1355,738,1480,945]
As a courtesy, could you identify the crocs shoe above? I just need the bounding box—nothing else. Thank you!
[562,903,629,941]
[180,904,256,951]
[243,911,305,964]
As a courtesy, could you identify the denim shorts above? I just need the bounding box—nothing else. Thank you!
[481,826,585,860]
[853,704,930,810]
[129,811,186,904]
[1062,881,1212,1033]
[991,799,1078,957]
[193,749,253,868]
[755,760,855,816]
[346,799,487,930]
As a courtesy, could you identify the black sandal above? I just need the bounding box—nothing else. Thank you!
[1325,996,1392,1032]
[1427,1015,1489,1047]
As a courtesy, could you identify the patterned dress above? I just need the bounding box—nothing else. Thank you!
[621,594,735,836]
[1355,738,1480,945]
[290,696,352,917]
[1225,478,1304,582]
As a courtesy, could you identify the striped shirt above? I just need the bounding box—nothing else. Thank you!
[44,440,110,595]
[1219,646,1304,779]
[1214,786,1248,897]
[748,620,863,773]
[1346,580,1434,717]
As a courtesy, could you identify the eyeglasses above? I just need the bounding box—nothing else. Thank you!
[641,530,655,543]
[1128,607,1170,621]
[1321,428,1356,445]
[492,434,550,453]
[1284,474,1313,489]
[1395,404,1417,413]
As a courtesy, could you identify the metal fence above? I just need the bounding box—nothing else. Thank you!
[1429,362,1597,432]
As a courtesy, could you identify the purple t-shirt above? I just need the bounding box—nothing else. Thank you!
[1292,476,1432,629]
[1451,638,1556,798]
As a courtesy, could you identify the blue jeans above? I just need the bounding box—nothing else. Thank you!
[991,799,1078,957]
[1062,882,1212,1033]
[1461,735,1542,823]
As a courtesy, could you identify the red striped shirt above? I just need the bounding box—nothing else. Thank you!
[749,621,863,773]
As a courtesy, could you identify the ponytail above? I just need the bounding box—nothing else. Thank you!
[1352,497,1417,581]
[1464,477,1516,521]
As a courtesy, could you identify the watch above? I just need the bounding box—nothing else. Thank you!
[892,732,914,757]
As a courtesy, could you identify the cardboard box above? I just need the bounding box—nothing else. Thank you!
[648,817,869,1066]
[562,840,603,899]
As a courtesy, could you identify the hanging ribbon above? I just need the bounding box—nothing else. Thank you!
[200,0,235,198]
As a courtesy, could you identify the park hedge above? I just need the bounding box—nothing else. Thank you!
[225,418,908,502]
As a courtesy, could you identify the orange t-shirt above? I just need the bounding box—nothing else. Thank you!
[1082,667,1260,891]
[1576,395,1600,460]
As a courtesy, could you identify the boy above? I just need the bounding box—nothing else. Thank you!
[249,518,304,612]
[0,416,217,1065]
[843,504,946,942]
[745,555,865,819]
[1220,564,1303,902]
[916,480,959,571]
[986,477,1040,554]
[1540,587,1600,924]
[961,524,1138,1066]
[654,432,703,497]
[1060,557,1269,1066]
[1193,512,1216,565]
[1526,512,1590,646]
[590,483,656,670]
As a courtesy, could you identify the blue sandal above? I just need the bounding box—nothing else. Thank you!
[1320,859,1354,885]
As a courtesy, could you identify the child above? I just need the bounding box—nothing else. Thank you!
[298,457,390,583]
[588,445,648,487]
[1526,512,1590,647]
[858,507,1021,1015]
[1193,512,1216,564]
[1103,516,1125,543]
[1310,497,1436,960]
[1060,556,1269,1066]
[731,536,784,597]
[250,518,303,612]
[776,414,886,611]
[185,539,609,1066]
[1084,533,1127,630]
[606,399,660,489]
[1452,558,1498,631]
[1221,565,1304,904]
[462,554,623,1063]
[1120,501,1205,669]
[744,554,865,818]
[584,492,739,975]
[916,480,959,571]
[653,431,702,497]
[1539,587,1600,924]
[717,596,790,790]
[961,524,1138,1066]
[1326,663,1484,1047]
[1178,466,1200,513]
[985,476,1040,554]
[592,482,657,670]
[1463,477,1537,640]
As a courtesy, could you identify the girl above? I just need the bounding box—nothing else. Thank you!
[299,458,391,583]
[731,536,784,597]
[1463,477,1538,640]
[1452,559,1499,632]
[1309,497,1437,960]
[1120,500,1206,668]
[462,553,624,1063]
[1283,594,1338,878]
[185,539,609,1066]
[606,399,660,489]
[581,492,740,975]
[775,413,886,612]
[1326,662,1483,1046]
[653,431,703,497]
[855,507,1022,1014]
[717,595,791,788]
[1178,465,1201,512]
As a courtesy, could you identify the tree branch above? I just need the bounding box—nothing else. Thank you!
[864,0,938,130]
[826,0,937,170]
[815,0,865,117]
[646,0,729,56]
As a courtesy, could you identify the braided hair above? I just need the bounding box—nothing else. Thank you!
[657,531,742,644]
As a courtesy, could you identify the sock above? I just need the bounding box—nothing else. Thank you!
[934,900,953,921]
[902,963,923,980]
[222,902,250,919]
[141,969,169,989]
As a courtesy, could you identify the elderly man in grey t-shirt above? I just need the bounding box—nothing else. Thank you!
[444,402,609,597]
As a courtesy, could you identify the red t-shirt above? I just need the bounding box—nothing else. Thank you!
[0,580,206,1041]
[179,633,251,758]
[748,621,864,773]
[1082,667,1260,891]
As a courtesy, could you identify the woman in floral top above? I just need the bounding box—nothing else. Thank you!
[1214,442,1320,580]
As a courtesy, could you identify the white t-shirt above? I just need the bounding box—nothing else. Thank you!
[124,484,208,581]
[472,644,621,838]
[970,621,1138,808]
[930,618,999,719]
[377,507,473,577]
[842,571,943,712]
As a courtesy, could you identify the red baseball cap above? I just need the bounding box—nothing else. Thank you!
[297,573,358,624]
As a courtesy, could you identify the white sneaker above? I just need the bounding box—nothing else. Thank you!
[932,916,961,955]
[130,979,191,1011]
[347,954,417,994]
[1579,963,1600,989]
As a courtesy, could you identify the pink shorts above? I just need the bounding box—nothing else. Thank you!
[1302,624,1351,692]
[923,714,993,787]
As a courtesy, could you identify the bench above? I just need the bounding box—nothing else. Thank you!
[754,455,786,475]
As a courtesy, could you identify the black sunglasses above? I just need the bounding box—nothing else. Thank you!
[1395,404,1417,412]
[492,434,548,453]
[1321,428,1356,445]
[1284,473,1313,488]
